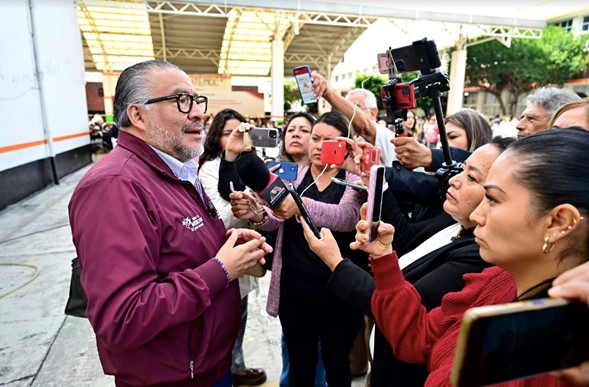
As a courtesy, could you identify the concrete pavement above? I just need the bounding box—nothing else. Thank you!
[0,158,367,386]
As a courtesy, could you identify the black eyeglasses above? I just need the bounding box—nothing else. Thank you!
[144,93,208,114]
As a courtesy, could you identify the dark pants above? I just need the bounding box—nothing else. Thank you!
[279,274,363,387]
[231,295,248,373]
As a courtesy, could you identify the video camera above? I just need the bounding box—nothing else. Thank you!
[377,38,461,195]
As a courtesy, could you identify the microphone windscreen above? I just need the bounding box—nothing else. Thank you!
[234,153,271,192]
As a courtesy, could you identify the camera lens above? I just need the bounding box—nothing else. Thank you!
[270,131,277,138]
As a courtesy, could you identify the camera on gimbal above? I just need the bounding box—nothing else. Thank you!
[377,38,462,195]
[379,80,416,136]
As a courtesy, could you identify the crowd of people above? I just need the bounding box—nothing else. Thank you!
[68,58,589,387]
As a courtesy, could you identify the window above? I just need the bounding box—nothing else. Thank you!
[554,19,573,33]
[583,16,589,32]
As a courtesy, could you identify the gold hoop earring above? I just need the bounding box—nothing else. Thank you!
[542,235,555,254]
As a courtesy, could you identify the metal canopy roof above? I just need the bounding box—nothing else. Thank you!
[78,0,370,76]
[78,1,587,77]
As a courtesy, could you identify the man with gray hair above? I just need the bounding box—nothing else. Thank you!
[69,60,271,386]
[516,86,580,139]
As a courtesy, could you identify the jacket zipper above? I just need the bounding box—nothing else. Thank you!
[188,323,196,379]
[188,320,205,379]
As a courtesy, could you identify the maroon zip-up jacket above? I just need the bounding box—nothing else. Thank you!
[69,131,240,386]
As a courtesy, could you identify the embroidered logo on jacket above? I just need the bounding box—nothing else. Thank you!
[182,214,204,231]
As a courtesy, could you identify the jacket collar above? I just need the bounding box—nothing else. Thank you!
[116,130,179,180]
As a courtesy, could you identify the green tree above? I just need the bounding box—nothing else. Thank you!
[354,74,388,110]
[454,25,589,115]
[283,80,300,112]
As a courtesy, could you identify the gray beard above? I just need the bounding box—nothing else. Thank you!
[147,120,203,162]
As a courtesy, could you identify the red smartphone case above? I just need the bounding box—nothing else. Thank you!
[320,140,346,165]
[361,147,381,173]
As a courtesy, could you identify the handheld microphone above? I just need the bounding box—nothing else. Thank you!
[234,153,289,209]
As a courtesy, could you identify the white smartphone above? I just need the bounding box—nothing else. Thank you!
[365,165,385,243]
[293,65,318,105]
[452,297,589,387]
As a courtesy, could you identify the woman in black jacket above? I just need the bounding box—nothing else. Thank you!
[320,136,514,387]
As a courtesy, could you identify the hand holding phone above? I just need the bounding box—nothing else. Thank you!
[320,139,347,165]
[365,165,385,243]
[361,146,381,174]
[293,65,318,105]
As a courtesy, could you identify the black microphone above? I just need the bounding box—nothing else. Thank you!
[234,153,289,209]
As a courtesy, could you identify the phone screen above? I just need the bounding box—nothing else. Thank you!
[452,298,589,386]
[293,66,318,105]
[365,165,385,242]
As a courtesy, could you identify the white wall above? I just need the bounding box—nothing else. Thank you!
[0,0,88,172]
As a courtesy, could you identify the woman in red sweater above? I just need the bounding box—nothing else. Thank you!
[301,128,589,386]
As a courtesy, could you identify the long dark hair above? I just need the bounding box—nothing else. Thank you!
[199,108,246,167]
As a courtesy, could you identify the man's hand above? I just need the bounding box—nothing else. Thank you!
[393,137,432,169]
[215,228,272,280]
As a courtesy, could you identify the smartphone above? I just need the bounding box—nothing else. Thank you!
[247,128,280,148]
[451,298,589,387]
[293,65,318,105]
[365,165,385,243]
[320,139,347,165]
[287,183,321,238]
[361,146,381,174]
[377,39,441,74]
[267,161,298,181]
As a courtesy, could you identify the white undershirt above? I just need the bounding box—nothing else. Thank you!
[398,223,462,270]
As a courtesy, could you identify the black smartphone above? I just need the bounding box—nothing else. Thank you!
[249,128,280,148]
[287,183,321,239]
[452,298,589,387]
[365,165,385,243]
[267,161,298,181]
[377,39,441,74]
[293,65,318,105]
